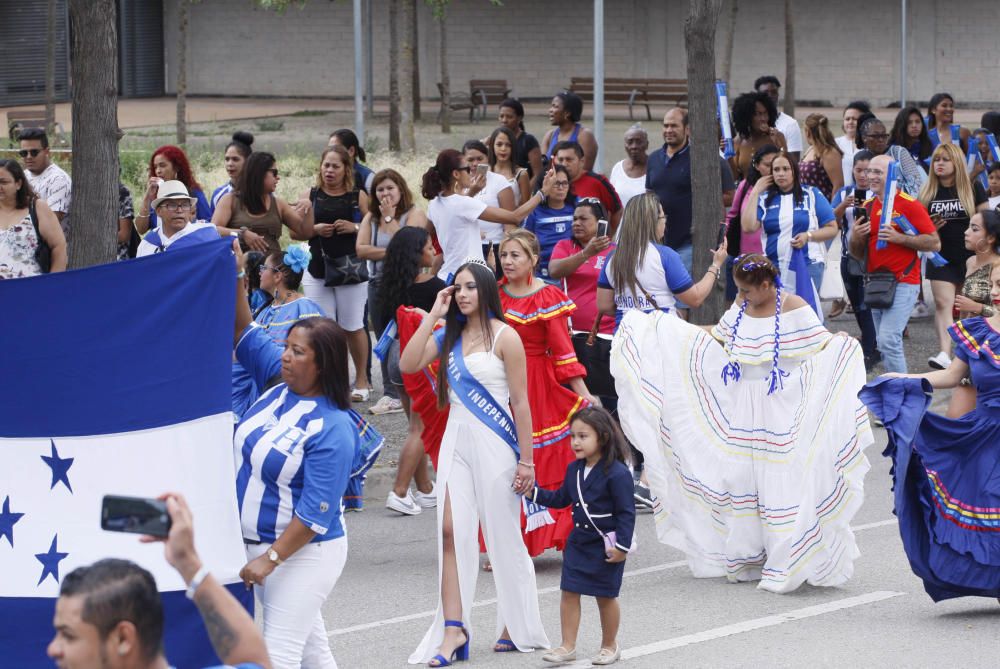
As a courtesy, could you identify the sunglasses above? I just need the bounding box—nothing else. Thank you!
[18,149,42,158]
[455,166,472,173]
[268,168,279,177]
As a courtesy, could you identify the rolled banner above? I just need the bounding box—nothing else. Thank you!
[876,160,900,250]
[950,124,962,143]
[966,135,981,173]
[715,80,734,159]
[987,133,1000,163]
[890,215,948,267]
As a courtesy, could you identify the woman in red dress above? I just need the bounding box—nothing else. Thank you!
[498,229,597,556]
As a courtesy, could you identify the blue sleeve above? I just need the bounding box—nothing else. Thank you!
[656,245,694,293]
[831,188,845,209]
[719,157,735,191]
[532,475,573,509]
[608,464,636,553]
[597,250,614,289]
[195,189,212,222]
[295,412,358,535]
[235,324,283,390]
[524,210,537,233]
[812,188,835,224]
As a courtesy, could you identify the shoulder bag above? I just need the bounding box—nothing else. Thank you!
[28,197,52,273]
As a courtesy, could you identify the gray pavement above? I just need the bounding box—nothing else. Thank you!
[332,292,992,668]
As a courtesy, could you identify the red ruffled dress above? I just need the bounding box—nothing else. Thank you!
[396,306,448,468]
[500,281,590,556]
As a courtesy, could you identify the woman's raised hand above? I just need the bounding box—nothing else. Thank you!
[711,237,729,267]
[539,167,556,196]
[429,285,456,321]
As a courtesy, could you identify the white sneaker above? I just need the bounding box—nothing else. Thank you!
[928,351,951,370]
[911,301,931,319]
[413,485,437,509]
[386,490,422,516]
[369,395,404,415]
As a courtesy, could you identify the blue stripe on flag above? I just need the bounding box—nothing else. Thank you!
[0,239,235,437]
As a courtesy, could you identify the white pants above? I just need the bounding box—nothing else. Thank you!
[247,538,347,669]
[301,272,368,331]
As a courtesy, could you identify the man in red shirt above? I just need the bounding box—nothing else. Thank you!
[553,141,623,231]
[849,154,941,373]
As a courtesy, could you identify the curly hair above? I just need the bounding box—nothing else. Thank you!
[732,92,778,140]
[377,226,430,328]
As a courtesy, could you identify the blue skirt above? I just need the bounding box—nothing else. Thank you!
[561,529,625,598]
[860,377,1000,602]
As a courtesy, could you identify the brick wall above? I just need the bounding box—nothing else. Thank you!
[163,0,1000,108]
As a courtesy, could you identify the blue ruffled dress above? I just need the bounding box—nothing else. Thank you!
[860,316,1000,602]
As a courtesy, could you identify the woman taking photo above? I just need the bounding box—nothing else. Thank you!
[210,131,254,215]
[523,165,576,282]
[598,193,728,324]
[890,107,933,165]
[541,91,598,172]
[919,142,989,370]
[730,91,788,180]
[232,240,373,668]
[357,168,428,416]
[464,139,515,271]
[740,153,838,309]
[799,113,844,200]
[422,148,554,284]
[212,152,309,255]
[298,145,372,401]
[0,159,66,278]
[401,262,549,665]
[378,226,444,515]
[497,98,542,178]
[486,126,531,205]
[135,145,212,234]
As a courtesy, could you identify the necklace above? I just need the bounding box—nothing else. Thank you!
[272,290,298,307]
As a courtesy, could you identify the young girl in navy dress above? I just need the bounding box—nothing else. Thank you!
[531,407,635,666]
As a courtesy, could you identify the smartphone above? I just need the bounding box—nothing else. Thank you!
[101,495,171,538]
[597,219,609,237]
[853,206,867,222]
[475,163,489,176]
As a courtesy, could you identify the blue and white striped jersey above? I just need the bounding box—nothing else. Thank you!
[757,185,835,270]
[234,325,359,543]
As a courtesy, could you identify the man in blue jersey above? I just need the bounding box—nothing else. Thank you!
[136,181,221,257]
[47,494,269,669]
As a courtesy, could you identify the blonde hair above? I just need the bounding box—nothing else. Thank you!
[315,145,356,192]
[804,113,843,158]
[500,228,541,269]
[610,192,662,302]
[918,142,976,218]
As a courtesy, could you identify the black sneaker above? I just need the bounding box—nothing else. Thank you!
[633,483,654,509]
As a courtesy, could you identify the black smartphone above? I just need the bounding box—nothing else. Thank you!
[852,187,867,222]
[101,495,171,538]
[597,219,609,237]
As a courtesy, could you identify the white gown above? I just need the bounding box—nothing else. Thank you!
[409,328,550,664]
[611,303,873,593]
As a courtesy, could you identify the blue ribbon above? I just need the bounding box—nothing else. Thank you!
[446,337,521,459]
[715,80,734,159]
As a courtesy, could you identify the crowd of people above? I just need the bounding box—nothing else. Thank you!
[8,79,1000,668]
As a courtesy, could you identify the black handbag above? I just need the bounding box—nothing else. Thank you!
[28,197,52,273]
[572,313,615,398]
[864,257,915,309]
[323,252,370,286]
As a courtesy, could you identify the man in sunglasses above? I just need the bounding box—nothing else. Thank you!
[18,127,72,237]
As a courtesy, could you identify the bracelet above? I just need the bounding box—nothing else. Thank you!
[185,565,210,600]
[707,265,720,276]
[237,270,246,279]
[136,213,149,219]
[517,460,535,468]
[807,231,814,241]
[983,305,995,318]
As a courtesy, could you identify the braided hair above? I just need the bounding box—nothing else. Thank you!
[724,254,789,394]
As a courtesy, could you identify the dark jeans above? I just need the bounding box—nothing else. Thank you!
[368,278,398,400]
[840,259,878,363]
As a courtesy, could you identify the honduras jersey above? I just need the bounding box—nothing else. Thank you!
[136,221,219,257]
[524,202,575,278]
[234,324,360,543]
[597,242,694,328]
[756,185,835,272]
[210,182,234,217]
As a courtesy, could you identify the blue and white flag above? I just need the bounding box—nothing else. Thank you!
[0,239,251,667]
[786,246,823,322]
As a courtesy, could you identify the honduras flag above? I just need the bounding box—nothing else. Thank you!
[786,246,824,322]
[0,240,251,667]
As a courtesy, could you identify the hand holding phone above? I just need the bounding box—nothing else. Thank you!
[101,495,172,538]
[475,163,489,176]
[596,219,609,238]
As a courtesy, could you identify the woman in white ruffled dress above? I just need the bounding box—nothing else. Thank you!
[610,253,874,593]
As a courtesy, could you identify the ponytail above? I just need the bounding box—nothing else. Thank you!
[421,148,463,199]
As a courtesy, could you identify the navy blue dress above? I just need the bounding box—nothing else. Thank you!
[532,459,636,597]
[860,317,1000,602]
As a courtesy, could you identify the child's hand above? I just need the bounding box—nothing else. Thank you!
[605,547,627,563]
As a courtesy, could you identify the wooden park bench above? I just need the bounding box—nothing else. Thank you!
[7,109,68,145]
[436,79,512,123]
[569,77,689,120]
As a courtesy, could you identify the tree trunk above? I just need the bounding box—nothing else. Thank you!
[44,0,57,134]
[176,0,189,145]
[388,0,401,151]
[437,13,450,134]
[399,0,416,152]
[684,0,725,324]
[719,0,737,84]
[67,0,120,268]
[411,0,421,121]
[783,0,795,117]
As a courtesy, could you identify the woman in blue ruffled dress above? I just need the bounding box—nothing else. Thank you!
[861,261,1000,602]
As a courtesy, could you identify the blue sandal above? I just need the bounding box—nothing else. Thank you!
[428,619,470,667]
[494,638,517,652]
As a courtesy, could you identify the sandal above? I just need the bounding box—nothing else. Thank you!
[494,638,517,652]
[428,619,469,667]
[351,387,371,402]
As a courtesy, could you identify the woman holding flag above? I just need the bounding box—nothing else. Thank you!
[740,153,838,317]
[400,261,549,665]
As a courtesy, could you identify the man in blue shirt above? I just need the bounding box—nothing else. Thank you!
[645,107,736,272]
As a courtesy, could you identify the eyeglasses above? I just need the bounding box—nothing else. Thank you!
[18,149,42,158]
[260,265,279,273]
[268,168,279,177]
[456,166,472,173]
[864,133,890,141]
[159,201,192,212]
[552,181,570,188]
[863,169,885,176]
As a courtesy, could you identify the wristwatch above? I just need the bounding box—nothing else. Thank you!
[267,547,282,566]
[384,215,393,223]
[239,225,248,242]
[354,223,361,233]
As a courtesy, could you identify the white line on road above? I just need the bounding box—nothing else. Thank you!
[328,518,898,637]
[556,591,905,667]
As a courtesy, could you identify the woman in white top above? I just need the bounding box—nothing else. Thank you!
[609,125,649,206]
[421,149,554,282]
[834,100,871,187]
[463,140,514,272]
[486,127,531,206]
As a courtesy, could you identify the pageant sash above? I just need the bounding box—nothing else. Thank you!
[877,161,900,250]
[447,337,520,458]
[716,80,735,159]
